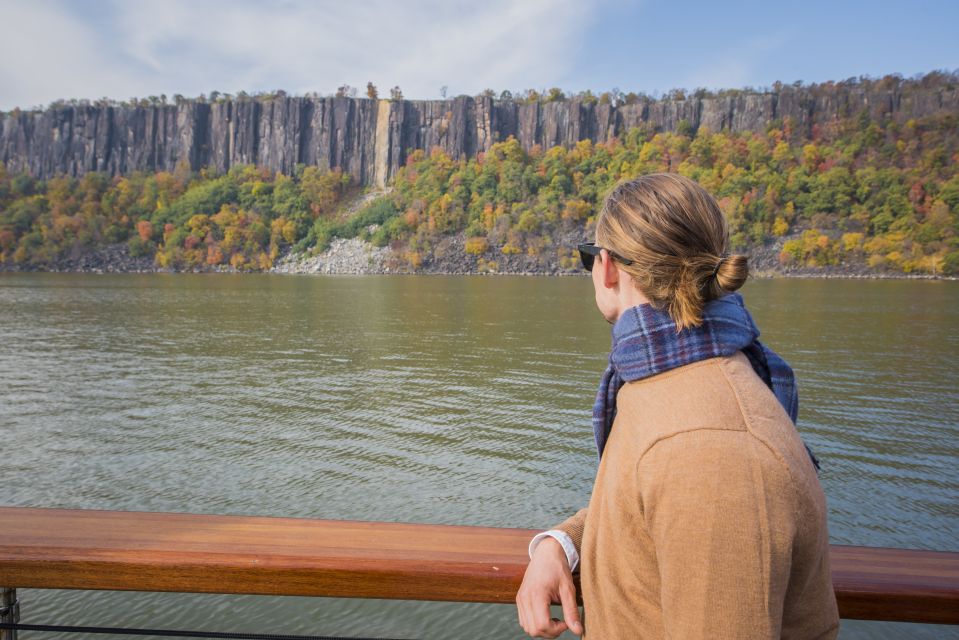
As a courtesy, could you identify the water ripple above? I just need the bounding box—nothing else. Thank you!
[2,274,957,640]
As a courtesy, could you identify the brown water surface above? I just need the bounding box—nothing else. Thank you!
[1,273,957,639]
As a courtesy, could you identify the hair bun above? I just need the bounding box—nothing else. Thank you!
[715,254,748,292]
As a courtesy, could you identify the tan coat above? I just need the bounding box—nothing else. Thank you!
[555,352,839,639]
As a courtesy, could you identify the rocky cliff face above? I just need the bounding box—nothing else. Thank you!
[3,85,956,185]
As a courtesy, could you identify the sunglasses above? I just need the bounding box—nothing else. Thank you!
[577,243,634,271]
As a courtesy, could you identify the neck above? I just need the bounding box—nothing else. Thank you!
[609,275,650,324]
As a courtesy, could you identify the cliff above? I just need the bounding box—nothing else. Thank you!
[2,84,957,186]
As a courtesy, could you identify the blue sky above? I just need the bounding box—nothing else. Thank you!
[1,0,956,110]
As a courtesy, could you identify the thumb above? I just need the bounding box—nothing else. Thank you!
[559,583,583,636]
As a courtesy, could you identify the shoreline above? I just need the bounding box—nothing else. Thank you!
[2,264,955,281]
[2,239,956,281]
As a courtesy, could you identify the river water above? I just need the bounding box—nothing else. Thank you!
[1,273,957,639]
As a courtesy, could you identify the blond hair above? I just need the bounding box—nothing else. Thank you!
[596,173,748,330]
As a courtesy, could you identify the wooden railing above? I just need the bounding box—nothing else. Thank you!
[1,507,958,626]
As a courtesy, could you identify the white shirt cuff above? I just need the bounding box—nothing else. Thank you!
[528,530,580,572]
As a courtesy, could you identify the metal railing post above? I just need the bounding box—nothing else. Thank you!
[0,587,17,640]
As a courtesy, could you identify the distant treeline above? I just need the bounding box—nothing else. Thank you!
[1,93,957,275]
[8,69,956,113]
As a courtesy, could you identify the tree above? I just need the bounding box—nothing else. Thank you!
[390,86,403,100]
[577,90,597,105]
[366,82,378,100]
[137,220,153,242]
[336,85,357,98]
[440,86,448,99]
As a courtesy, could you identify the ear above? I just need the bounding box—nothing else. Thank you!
[600,249,620,289]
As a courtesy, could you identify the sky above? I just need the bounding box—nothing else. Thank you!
[0,0,957,110]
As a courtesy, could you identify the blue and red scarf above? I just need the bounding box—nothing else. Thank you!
[592,293,818,468]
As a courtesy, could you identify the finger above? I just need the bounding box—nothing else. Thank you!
[529,592,551,632]
[559,584,583,636]
[517,593,534,636]
[531,599,566,639]
[519,594,540,638]
[541,617,569,639]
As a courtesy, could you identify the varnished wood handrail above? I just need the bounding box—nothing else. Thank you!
[1,507,957,625]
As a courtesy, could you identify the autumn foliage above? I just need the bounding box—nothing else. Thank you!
[1,101,958,275]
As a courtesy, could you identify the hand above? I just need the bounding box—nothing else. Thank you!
[516,536,583,638]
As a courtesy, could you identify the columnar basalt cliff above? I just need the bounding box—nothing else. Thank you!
[2,85,957,185]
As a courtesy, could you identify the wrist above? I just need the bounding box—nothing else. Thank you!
[529,530,579,572]
[535,535,565,557]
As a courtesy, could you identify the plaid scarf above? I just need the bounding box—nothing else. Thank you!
[592,293,818,468]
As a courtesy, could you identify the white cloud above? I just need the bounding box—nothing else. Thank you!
[0,0,147,108]
[0,0,594,109]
